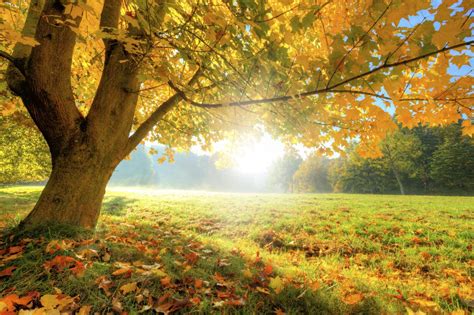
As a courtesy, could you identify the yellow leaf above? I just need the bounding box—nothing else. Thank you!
[151,269,168,278]
[269,276,284,294]
[120,282,138,294]
[78,305,92,315]
[242,269,253,278]
[40,294,74,311]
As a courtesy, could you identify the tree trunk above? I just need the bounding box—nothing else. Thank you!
[393,169,405,195]
[20,144,116,229]
[5,0,185,231]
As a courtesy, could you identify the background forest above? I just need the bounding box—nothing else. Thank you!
[2,116,473,195]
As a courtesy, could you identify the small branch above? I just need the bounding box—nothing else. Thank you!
[124,68,203,155]
[0,50,25,76]
[0,50,16,64]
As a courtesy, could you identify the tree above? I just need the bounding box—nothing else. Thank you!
[410,126,443,192]
[268,152,302,192]
[0,0,472,229]
[380,130,421,195]
[329,148,397,194]
[292,154,331,192]
[431,124,474,192]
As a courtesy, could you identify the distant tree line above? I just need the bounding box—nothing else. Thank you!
[1,116,473,195]
[271,123,474,195]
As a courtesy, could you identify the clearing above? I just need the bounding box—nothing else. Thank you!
[0,186,473,314]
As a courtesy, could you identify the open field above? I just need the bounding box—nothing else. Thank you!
[0,186,473,314]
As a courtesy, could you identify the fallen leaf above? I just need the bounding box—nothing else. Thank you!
[190,297,201,305]
[112,268,132,277]
[78,305,92,315]
[342,293,364,305]
[269,276,284,294]
[195,279,203,289]
[40,294,75,311]
[120,282,138,294]
[8,246,24,254]
[184,252,199,264]
[160,276,171,286]
[96,276,113,296]
[263,264,273,276]
[0,294,34,312]
[0,266,16,278]
[256,287,271,295]
[44,256,85,276]
[242,269,252,278]
[111,299,123,313]
[410,298,439,309]
[45,240,73,254]
[275,308,286,315]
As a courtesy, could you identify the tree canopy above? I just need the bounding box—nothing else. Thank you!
[1,0,473,158]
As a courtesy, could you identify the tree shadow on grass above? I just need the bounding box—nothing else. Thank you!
[101,196,138,217]
[0,194,385,315]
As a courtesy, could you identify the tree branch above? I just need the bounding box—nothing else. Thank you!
[9,0,85,158]
[171,40,473,108]
[124,68,203,156]
[0,50,17,65]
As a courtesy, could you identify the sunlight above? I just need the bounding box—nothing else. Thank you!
[234,134,284,174]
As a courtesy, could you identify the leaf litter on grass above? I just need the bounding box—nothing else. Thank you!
[0,188,472,314]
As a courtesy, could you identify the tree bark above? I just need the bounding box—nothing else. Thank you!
[19,130,118,229]
[6,0,142,230]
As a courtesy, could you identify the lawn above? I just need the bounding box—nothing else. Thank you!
[0,186,473,314]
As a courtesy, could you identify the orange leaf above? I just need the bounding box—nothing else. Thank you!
[0,266,16,278]
[194,279,203,289]
[78,305,92,315]
[342,293,364,305]
[8,246,23,254]
[160,276,171,287]
[263,264,273,276]
[112,268,132,277]
[44,255,85,276]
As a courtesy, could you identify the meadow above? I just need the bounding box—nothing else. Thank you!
[0,186,473,314]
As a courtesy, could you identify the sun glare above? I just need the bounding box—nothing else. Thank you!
[234,135,284,174]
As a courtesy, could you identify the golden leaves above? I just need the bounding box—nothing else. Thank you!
[1,0,472,160]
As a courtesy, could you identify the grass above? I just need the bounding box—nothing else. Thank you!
[0,186,473,314]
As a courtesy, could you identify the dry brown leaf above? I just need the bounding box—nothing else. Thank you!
[112,268,132,276]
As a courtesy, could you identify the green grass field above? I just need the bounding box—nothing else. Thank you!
[0,186,473,314]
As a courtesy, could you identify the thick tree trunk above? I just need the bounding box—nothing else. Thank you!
[20,147,116,229]
[6,0,183,231]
